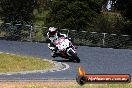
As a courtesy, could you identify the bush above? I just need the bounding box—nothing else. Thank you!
[94,12,126,34]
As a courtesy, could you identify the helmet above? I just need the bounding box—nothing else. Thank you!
[48,27,57,36]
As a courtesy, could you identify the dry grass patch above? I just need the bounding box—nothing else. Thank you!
[0,81,132,88]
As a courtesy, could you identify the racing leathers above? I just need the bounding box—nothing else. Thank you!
[47,32,67,58]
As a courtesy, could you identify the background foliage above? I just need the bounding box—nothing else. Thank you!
[0,0,35,24]
[0,0,132,42]
[45,0,104,31]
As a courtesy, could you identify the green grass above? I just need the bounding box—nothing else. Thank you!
[0,53,54,73]
[22,84,132,88]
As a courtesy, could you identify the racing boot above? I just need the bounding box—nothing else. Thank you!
[51,51,58,58]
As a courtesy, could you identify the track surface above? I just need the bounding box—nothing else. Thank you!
[0,40,132,80]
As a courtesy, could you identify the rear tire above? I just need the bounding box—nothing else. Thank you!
[68,49,80,63]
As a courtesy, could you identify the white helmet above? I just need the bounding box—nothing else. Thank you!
[48,27,57,36]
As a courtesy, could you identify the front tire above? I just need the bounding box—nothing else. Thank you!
[68,49,80,63]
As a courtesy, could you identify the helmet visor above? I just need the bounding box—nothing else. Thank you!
[49,31,56,35]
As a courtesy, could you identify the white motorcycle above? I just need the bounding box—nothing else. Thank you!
[54,36,80,63]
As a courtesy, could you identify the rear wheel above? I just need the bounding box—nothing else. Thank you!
[68,49,80,63]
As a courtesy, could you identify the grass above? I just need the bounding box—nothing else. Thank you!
[3,81,130,88]
[0,53,54,73]
[19,84,132,88]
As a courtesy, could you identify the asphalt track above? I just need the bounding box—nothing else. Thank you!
[0,40,132,80]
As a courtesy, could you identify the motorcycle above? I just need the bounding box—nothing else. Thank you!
[54,36,80,63]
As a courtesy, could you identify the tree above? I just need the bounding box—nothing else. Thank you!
[102,0,109,11]
[0,0,36,24]
[45,0,104,31]
[111,0,132,35]
[114,0,132,21]
[0,0,36,40]
[36,0,51,11]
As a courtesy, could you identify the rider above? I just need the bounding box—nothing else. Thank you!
[47,27,67,58]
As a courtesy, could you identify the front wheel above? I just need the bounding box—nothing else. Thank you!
[68,49,80,63]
